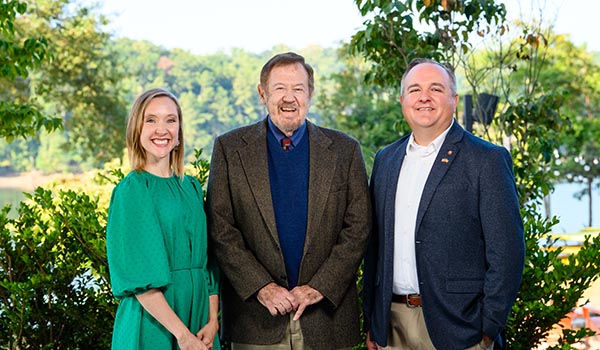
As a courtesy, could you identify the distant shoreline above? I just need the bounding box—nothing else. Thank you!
[0,171,60,191]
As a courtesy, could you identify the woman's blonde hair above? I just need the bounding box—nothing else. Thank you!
[126,88,185,178]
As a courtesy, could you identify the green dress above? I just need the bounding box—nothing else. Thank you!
[106,170,220,350]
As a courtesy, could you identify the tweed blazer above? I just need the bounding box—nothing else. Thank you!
[206,118,371,349]
[363,121,525,349]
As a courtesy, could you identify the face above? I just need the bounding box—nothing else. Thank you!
[400,63,458,143]
[140,96,180,166]
[257,62,312,136]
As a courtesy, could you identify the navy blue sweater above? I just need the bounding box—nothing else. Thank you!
[267,131,309,289]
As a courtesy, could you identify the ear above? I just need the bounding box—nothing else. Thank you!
[257,84,266,104]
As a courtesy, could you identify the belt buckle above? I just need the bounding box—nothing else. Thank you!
[406,293,418,308]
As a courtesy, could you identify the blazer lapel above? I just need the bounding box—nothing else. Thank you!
[238,119,280,245]
[384,140,408,244]
[304,121,335,252]
[415,122,464,233]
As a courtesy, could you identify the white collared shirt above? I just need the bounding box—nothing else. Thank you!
[392,122,453,295]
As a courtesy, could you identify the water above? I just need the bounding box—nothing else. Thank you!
[0,188,28,218]
[547,182,600,233]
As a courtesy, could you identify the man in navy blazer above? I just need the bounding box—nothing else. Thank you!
[362,58,525,350]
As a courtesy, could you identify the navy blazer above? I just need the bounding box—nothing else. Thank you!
[363,121,525,349]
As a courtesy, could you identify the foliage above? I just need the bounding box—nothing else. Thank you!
[26,0,128,166]
[0,30,345,173]
[468,14,600,350]
[0,0,128,168]
[190,148,211,198]
[350,0,507,88]
[541,37,600,227]
[507,206,599,348]
[112,41,343,162]
[556,117,600,227]
[0,188,115,349]
[317,47,409,170]
[324,0,509,168]
[0,0,61,141]
[464,28,600,224]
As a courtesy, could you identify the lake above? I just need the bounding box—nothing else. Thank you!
[0,188,28,218]
[547,182,600,233]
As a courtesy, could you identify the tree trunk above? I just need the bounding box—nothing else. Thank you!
[544,194,552,220]
[588,177,593,227]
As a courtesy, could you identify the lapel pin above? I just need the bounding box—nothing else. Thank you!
[447,150,453,155]
[441,158,449,163]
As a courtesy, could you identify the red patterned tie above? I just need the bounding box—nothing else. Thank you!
[281,137,292,151]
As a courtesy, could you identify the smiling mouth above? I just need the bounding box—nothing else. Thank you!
[417,107,434,111]
[152,139,169,145]
[280,105,297,112]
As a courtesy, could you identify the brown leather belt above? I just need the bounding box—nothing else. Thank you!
[392,293,421,307]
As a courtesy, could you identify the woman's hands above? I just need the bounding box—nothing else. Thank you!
[196,319,219,349]
[176,330,209,350]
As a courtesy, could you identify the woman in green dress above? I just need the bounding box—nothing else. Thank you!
[106,88,220,350]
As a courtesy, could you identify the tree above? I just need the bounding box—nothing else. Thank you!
[327,0,507,167]
[1,0,129,169]
[556,117,600,228]
[25,0,128,166]
[539,36,600,228]
[317,48,408,170]
[350,0,506,88]
[462,30,600,225]
[0,0,61,141]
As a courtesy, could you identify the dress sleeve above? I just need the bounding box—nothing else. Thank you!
[106,174,171,299]
[206,251,220,296]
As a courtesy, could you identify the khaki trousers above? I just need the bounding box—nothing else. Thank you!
[231,313,351,350]
[384,302,435,350]
[384,302,494,350]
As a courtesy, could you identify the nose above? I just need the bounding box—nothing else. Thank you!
[282,90,295,102]
[418,91,432,102]
[155,120,168,134]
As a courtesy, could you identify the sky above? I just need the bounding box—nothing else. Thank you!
[96,0,599,233]
[97,0,600,55]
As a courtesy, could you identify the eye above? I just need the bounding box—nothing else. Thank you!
[408,88,420,94]
[167,117,178,124]
[144,117,156,124]
[432,87,443,93]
